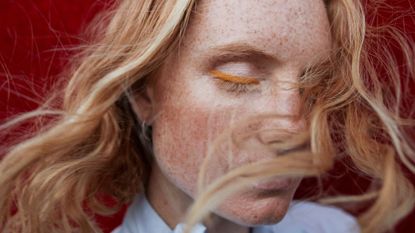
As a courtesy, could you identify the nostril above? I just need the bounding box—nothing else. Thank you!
[275,141,310,156]
[256,123,304,145]
[256,128,310,156]
[257,130,285,145]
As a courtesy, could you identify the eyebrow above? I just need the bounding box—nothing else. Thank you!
[203,42,279,66]
[201,42,332,73]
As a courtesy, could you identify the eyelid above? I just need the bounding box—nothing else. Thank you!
[210,70,260,85]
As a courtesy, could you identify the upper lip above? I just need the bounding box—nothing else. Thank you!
[252,177,295,191]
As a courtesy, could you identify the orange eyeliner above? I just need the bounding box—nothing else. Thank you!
[210,70,260,85]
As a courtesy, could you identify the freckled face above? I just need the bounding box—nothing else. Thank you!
[148,0,331,226]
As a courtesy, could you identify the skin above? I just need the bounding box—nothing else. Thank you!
[134,0,332,232]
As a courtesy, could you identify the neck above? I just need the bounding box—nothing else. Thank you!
[146,162,250,233]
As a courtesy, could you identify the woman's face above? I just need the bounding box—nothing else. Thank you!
[141,0,332,226]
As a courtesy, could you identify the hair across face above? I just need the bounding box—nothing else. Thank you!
[2,0,414,232]
[138,0,332,226]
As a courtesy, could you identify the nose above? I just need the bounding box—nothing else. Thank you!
[253,71,306,138]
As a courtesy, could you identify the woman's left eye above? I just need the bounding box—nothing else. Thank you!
[210,70,260,94]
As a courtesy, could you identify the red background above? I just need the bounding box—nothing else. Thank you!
[0,0,414,232]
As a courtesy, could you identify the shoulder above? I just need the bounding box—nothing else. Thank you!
[256,201,360,233]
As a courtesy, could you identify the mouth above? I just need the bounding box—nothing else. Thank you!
[252,177,295,192]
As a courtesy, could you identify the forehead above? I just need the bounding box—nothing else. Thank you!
[184,0,331,64]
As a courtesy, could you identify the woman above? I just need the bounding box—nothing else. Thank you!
[0,0,414,233]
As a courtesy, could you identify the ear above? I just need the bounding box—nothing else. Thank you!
[130,83,155,124]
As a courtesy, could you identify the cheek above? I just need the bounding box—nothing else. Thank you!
[151,102,233,197]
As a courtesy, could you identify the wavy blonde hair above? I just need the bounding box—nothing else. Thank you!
[0,0,414,233]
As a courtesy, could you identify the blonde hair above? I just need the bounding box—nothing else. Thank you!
[0,0,414,233]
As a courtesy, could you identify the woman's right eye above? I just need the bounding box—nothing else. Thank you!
[210,69,260,94]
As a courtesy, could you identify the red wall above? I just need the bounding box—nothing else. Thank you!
[0,0,414,232]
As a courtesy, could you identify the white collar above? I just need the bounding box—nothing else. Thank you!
[116,194,207,233]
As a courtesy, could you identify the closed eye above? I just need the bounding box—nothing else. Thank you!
[210,70,260,85]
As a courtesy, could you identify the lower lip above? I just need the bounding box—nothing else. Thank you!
[253,178,293,191]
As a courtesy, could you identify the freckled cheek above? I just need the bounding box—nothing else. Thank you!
[151,102,234,196]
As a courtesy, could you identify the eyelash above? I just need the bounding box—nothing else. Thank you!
[221,81,254,93]
[210,70,260,94]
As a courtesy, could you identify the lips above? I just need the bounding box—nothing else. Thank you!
[252,177,294,191]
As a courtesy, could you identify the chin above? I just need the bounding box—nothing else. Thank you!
[213,188,295,227]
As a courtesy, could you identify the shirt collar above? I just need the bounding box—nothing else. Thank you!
[119,194,207,233]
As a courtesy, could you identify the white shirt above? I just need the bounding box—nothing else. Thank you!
[112,195,360,233]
